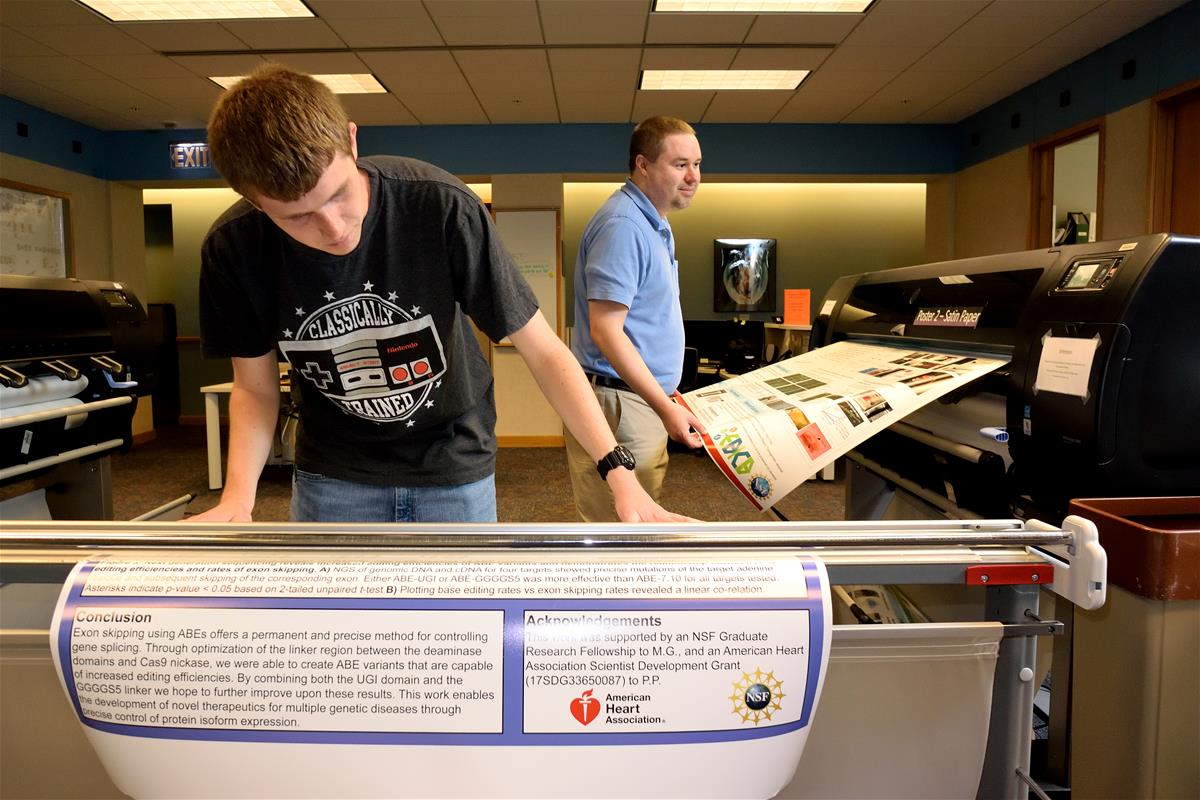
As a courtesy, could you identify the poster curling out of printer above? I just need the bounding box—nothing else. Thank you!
[50,556,831,800]
[679,340,1009,510]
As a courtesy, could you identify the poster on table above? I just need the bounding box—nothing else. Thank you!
[52,554,831,799]
[678,340,1008,510]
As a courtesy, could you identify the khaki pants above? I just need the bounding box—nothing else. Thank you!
[564,385,669,522]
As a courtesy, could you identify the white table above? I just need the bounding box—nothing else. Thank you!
[201,380,289,491]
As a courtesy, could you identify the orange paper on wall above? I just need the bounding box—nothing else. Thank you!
[784,289,811,326]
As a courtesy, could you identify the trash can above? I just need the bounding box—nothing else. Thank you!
[1068,496,1199,800]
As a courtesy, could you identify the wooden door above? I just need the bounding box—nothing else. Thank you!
[1152,82,1200,234]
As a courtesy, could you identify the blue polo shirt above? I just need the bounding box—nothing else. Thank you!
[571,179,685,395]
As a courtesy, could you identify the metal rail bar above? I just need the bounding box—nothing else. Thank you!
[0,521,1071,551]
[0,396,132,429]
[0,439,124,482]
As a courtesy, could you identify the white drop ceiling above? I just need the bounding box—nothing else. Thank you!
[0,0,1188,131]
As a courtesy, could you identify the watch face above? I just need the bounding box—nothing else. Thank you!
[614,445,635,469]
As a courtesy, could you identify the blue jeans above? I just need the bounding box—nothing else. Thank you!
[290,469,497,522]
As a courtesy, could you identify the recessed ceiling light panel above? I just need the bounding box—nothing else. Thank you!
[210,73,386,94]
[641,70,809,91]
[654,0,872,12]
[78,0,313,22]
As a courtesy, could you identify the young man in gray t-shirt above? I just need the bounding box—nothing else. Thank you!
[192,65,691,525]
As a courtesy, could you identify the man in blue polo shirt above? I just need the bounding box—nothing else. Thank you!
[565,116,707,522]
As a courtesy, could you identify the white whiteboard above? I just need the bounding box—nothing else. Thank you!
[494,209,561,339]
[0,183,71,278]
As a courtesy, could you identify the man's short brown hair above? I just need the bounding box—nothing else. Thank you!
[207,64,352,201]
[628,116,696,172]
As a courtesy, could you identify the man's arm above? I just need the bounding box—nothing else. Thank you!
[507,312,693,523]
[588,299,705,448]
[186,353,280,522]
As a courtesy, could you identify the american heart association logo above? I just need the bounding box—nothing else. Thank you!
[570,689,600,726]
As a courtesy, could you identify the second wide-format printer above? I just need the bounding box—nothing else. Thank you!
[0,275,151,518]
[810,232,1199,522]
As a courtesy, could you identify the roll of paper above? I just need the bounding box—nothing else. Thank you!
[0,374,89,411]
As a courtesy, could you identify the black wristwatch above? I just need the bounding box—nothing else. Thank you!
[596,445,636,481]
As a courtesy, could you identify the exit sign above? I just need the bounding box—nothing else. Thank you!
[170,142,210,169]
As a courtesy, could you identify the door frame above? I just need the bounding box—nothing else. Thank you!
[1027,118,1105,249]
[1149,77,1200,233]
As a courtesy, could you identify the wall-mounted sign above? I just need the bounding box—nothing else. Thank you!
[169,142,210,169]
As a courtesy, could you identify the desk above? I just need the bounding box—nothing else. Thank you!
[201,380,290,491]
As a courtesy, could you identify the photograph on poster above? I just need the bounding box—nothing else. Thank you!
[714,238,776,312]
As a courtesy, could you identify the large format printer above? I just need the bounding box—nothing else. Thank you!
[810,232,1199,523]
[0,275,151,519]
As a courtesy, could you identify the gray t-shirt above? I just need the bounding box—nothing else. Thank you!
[200,156,538,486]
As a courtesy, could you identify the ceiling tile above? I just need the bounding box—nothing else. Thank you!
[321,17,443,47]
[0,0,106,27]
[219,19,345,50]
[136,75,224,104]
[121,22,250,51]
[75,53,196,80]
[453,48,557,122]
[946,0,1105,47]
[631,90,713,122]
[268,52,373,75]
[540,0,649,45]
[549,48,640,91]
[799,68,892,94]
[645,13,752,44]
[772,88,874,122]
[640,48,737,70]
[702,90,793,122]
[40,77,170,116]
[841,98,933,123]
[169,54,269,79]
[909,44,1025,73]
[425,0,543,46]
[400,91,489,124]
[306,0,434,18]
[743,13,861,44]
[19,24,152,56]
[0,26,61,57]
[843,0,986,46]
[2,55,107,81]
[360,51,471,94]
[877,69,986,102]
[729,47,830,69]
[819,44,926,71]
[557,90,635,122]
[339,93,418,125]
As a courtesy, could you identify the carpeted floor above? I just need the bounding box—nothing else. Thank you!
[112,425,844,523]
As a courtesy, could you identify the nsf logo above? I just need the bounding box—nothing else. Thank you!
[744,682,771,710]
[730,668,785,725]
[749,475,772,499]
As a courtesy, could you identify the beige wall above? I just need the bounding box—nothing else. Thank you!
[1101,99,1153,239]
[564,181,928,323]
[951,148,1031,258]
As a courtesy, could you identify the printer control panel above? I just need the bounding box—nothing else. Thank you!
[1055,256,1122,292]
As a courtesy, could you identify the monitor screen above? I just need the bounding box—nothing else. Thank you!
[714,238,776,312]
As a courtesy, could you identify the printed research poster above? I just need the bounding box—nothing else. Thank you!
[52,555,831,799]
[679,340,1008,510]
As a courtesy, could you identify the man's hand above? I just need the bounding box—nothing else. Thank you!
[607,469,695,523]
[661,401,706,449]
[185,500,253,523]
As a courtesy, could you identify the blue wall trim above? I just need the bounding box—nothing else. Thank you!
[2,0,1196,182]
